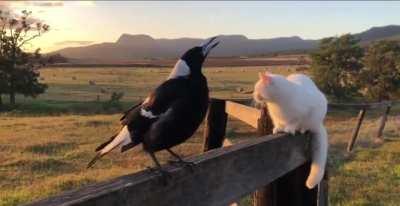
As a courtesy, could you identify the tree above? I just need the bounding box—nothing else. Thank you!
[0,58,7,105]
[0,10,49,105]
[310,34,364,100]
[359,40,400,101]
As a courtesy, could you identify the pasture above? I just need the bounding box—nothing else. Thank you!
[0,66,399,206]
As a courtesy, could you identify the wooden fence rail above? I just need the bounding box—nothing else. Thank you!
[227,97,395,152]
[26,98,325,206]
[26,134,311,206]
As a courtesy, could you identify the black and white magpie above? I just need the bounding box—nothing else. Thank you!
[87,37,220,176]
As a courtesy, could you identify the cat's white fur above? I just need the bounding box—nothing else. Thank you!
[253,72,328,189]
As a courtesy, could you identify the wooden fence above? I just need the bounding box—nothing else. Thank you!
[332,101,393,152]
[226,98,395,152]
[26,98,327,206]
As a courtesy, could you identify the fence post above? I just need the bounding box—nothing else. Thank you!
[318,170,329,206]
[253,106,275,206]
[347,108,366,152]
[253,105,319,206]
[374,103,391,143]
[203,98,228,151]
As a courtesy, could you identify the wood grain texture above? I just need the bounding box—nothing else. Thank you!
[203,99,228,151]
[253,106,275,206]
[26,133,310,206]
[318,169,329,206]
[225,100,261,128]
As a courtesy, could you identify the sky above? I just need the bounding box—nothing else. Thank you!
[1,1,400,53]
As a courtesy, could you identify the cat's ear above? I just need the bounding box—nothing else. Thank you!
[258,72,271,85]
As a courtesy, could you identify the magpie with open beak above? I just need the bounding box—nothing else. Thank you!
[87,37,219,177]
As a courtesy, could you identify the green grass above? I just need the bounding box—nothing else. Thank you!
[0,66,399,206]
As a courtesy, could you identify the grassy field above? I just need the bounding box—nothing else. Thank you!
[6,66,292,115]
[0,66,399,206]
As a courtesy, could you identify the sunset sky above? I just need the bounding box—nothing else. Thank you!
[1,1,400,53]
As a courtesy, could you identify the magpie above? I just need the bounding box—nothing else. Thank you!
[87,37,220,177]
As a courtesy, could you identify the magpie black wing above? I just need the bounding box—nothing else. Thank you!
[141,77,190,118]
[120,102,142,121]
[119,77,189,126]
[116,77,191,152]
[120,101,142,125]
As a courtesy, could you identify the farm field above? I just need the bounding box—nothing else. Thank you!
[0,66,399,206]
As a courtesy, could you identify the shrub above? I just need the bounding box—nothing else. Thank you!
[102,92,124,111]
[359,40,400,101]
[310,34,363,100]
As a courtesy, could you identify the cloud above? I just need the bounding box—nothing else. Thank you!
[54,40,94,46]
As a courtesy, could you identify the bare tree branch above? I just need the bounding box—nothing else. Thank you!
[18,32,41,48]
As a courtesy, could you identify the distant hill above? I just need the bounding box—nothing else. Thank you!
[52,25,400,62]
[354,25,400,42]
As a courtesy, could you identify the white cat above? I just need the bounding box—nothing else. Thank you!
[253,72,328,189]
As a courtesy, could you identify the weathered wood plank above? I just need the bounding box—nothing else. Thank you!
[203,99,228,151]
[273,162,317,206]
[253,106,275,206]
[26,133,310,206]
[347,108,367,152]
[225,100,261,128]
[318,169,329,206]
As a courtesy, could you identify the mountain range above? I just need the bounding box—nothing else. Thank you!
[52,25,400,62]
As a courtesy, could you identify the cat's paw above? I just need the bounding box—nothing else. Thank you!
[283,125,297,135]
[273,127,284,134]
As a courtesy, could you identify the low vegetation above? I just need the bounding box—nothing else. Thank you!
[311,34,400,102]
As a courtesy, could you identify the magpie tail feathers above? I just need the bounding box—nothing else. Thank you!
[87,125,132,168]
[121,141,140,153]
[87,153,102,169]
[95,134,118,152]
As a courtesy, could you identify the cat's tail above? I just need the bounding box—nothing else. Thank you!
[306,123,328,189]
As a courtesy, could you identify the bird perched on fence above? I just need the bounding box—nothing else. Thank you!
[87,37,220,178]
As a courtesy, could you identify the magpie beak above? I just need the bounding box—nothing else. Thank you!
[201,36,220,57]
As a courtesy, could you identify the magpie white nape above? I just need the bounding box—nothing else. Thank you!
[167,59,190,79]
[87,36,220,179]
